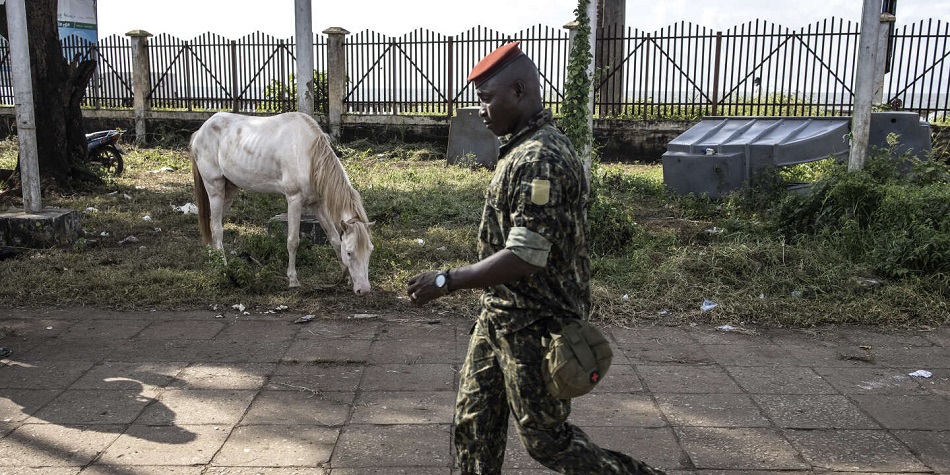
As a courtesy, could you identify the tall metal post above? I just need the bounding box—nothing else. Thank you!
[294,0,314,116]
[6,0,41,212]
[849,0,882,171]
[711,32,722,116]
[446,37,455,118]
[873,1,897,104]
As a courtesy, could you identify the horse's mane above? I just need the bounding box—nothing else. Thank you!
[306,122,372,251]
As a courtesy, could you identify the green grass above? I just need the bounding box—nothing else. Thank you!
[0,137,947,328]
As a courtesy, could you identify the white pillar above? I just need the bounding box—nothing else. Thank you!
[849,0,881,171]
[294,0,314,116]
[323,27,349,140]
[6,0,41,212]
[127,30,153,147]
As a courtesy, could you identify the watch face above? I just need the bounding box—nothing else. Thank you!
[435,274,447,288]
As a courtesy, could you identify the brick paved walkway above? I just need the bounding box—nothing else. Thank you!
[1,307,948,474]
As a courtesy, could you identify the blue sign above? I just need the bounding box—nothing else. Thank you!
[58,0,98,43]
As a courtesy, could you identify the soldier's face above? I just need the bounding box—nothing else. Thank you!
[476,78,520,137]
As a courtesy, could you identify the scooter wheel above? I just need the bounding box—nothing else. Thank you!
[90,146,124,175]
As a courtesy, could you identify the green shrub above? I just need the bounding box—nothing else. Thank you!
[257,70,330,114]
[869,184,950,277]
[773,150,950,278]
[588,196,643,256]
[587,166,662,256]
[204,232,306,291]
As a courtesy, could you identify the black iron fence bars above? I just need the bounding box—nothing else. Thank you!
[2,18,947,122]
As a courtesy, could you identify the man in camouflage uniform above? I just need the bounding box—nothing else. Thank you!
[407,42,665,475]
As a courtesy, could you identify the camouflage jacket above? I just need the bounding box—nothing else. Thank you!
[477,109,591,335]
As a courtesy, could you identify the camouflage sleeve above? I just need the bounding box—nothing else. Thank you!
[506,227,551,267]
[505,158,573,267]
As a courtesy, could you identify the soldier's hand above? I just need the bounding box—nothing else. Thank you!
[407,270,443,306]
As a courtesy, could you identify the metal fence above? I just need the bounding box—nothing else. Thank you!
[144,32,328,113]
[886,19,949,119]
[0,18,946,121]
[343,25,573,116]
[592,18,948,121]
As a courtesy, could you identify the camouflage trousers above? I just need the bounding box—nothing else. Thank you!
[453,318,666,475]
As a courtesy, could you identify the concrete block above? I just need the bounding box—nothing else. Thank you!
[0,208,81,248]
[267,214,328,244]
[868,111,932,163]
[446,107,499,168]
[662,152,747,198]
[661,113,932,197]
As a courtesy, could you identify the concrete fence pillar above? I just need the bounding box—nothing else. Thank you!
[323,27,349,140]
[596,0,626,117]
[126,30,152,147]
[873,12,897,104]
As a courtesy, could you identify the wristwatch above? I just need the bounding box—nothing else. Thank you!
[434,270,452,294]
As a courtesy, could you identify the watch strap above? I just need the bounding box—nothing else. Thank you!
[440,269,453,294]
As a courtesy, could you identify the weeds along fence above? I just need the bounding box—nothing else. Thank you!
[0,17,947,122]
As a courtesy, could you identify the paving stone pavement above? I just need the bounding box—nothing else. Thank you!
[1,306,948,474]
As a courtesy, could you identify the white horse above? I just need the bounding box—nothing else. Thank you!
[190,112,374,295]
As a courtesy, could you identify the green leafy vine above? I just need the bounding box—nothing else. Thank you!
[561,0,593,155]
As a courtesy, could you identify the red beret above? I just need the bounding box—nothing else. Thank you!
[467,41,525,85]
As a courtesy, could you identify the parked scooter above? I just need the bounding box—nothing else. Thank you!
[86,129,126,175]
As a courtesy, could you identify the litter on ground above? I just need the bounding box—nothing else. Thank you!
[294,315,316,324]
[701,299,718,312]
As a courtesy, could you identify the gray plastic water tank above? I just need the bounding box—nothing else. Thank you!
[662,112,932,197]
[662,117,850,197]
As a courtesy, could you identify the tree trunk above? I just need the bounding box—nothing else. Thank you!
[66,56,98,174]
[0,0,98,189]
[22,0,70,186]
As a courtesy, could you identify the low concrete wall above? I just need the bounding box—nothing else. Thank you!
[1,107,945,164]
[73,110,692,163]
[594,119,693,163]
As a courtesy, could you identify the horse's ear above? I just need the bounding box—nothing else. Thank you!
[367,221,376,228]
[340,219,349,230]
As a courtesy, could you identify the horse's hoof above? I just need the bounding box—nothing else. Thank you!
[288,280,301,288]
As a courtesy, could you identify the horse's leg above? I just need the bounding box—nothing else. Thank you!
[221,181,240,221]
[208,181,240,263]
[206,179,229,257]
[285,195,304,288]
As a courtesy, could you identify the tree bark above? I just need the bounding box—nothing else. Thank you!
[0,0,98,189]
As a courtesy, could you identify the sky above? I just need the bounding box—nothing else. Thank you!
[95,0,950,40]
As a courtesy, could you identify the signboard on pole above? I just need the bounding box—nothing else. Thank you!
[57,0,98,43]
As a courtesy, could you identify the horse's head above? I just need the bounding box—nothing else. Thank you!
[340,218,374,295]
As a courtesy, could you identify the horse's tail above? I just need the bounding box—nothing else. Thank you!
[190,138,213,245]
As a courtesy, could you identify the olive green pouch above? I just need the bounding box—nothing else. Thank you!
[542,318,613,399]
